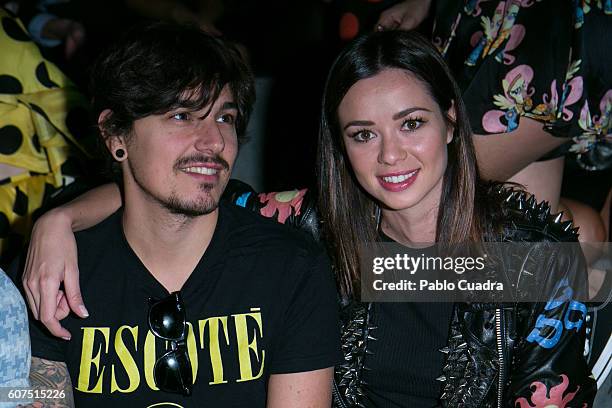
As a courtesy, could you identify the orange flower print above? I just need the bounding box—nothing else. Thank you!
[515,374,587,408]
[258,189,308,224]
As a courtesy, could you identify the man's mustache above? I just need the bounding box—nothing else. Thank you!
[174,154,230,170]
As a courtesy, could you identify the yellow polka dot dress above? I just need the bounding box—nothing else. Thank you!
[0,8,92,265]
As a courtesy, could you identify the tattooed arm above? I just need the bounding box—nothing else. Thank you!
[19,357,74,408]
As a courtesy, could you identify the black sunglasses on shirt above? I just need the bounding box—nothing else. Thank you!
[148,291,193,396]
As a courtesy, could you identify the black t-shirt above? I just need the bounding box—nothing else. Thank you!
[361,302,453,408]
[361,238,453,408]
[28,202,342,407]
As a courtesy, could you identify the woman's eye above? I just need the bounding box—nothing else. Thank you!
[171,112,190,121]
[401,118,425,131]
[352,129,376,143]
[216,113,235,124]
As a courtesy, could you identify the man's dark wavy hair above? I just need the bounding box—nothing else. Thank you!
[91,21,255,145]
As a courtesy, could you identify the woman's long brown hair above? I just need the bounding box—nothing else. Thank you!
[318,31,497,298]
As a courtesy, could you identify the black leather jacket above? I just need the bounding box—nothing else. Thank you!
[222,181,597,408]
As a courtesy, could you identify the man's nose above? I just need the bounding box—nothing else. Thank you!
[194,122,225,153]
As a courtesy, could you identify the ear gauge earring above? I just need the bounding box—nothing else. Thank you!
[115,148,125,160]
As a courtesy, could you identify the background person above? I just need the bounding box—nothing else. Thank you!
[0,268,31,408]
[0,7,93,268]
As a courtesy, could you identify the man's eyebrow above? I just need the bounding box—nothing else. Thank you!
[173,100,238,111]
[221,101,238,110]
[392,107,431,120]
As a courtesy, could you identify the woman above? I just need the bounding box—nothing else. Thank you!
[342,0,612,207]
[341,0,612,255]
[318,31,595,407]
[22,31,595,406]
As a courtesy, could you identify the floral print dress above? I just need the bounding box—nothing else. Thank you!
[432,0,611,170]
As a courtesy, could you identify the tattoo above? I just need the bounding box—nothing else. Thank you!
[17,357,75,408]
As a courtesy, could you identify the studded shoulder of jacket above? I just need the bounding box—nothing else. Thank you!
[492,187,579,243]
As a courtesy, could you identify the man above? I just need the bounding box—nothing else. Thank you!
[14,22,340,407]
[0,268,31,407]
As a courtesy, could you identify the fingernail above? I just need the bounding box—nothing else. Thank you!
[79,305,89,317]
[61,336,71,341]
[376,24,384,31]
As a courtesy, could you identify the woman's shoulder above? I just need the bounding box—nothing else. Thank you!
[481,183,579,243]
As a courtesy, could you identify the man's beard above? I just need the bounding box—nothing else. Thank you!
[163,183,218,217]
[129,160,223,218]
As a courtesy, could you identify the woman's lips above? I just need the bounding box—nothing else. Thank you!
[377,169,420,192]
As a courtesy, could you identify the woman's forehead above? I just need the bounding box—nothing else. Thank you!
[338,69,439,117]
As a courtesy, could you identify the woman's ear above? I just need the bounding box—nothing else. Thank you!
[446,101,457,144]
[98,109,127,161]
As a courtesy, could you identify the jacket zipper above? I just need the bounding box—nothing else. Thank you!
[332,378,348,408]
[495,308,505,408]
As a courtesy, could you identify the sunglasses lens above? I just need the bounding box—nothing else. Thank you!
[154,350,193,396]
[148,292,193,395]
[149,294,186,339]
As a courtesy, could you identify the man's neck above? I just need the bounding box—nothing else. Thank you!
[122,199,219,293]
